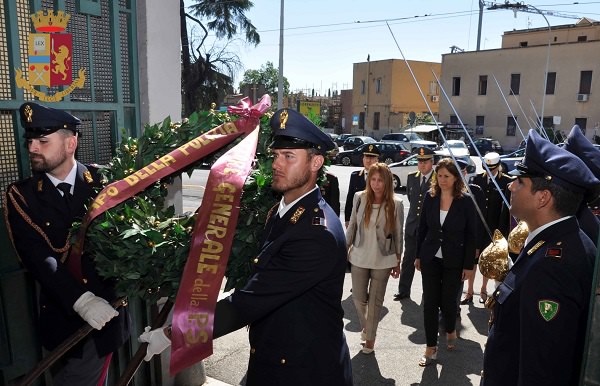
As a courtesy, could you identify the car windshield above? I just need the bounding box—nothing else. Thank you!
[408,133,424,141]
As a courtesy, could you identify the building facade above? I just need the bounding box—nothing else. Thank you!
[351,59,441,139]
[439,18,600,151]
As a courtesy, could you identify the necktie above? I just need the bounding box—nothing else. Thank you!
[56,182,72,210]
[421,176,426,188]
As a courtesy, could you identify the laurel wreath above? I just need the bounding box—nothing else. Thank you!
[74,108,276,303]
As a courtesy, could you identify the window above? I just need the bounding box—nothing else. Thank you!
[375,78,382,94]
[506,117,517,136]
[361,80,366,95]
[519,41,528,47]
[542,117,553,130]
[577,36,587,42]
[579,71,592,94]
[478,75,488,95]
[373,112,380,130]
[452,77,461,96]
[476,116,485,135]
[359,112,365,130]
[510,74,520,95]
[545,72,556,95]
[575,118,587,134]
[450,115,458,124]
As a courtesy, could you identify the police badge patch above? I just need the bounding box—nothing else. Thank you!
[538,300,559,321]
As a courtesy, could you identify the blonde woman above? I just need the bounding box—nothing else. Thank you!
[346,163,404,354]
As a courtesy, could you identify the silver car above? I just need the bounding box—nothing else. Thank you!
[389,152,482,190]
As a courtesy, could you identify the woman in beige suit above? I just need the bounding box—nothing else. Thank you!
[346,163,404,354]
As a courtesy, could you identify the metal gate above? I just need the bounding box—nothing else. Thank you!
[0,0,144,384]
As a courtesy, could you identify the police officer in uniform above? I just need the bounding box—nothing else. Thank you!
[563,124,600,243]
[141,108,353,386]
[467,152,513,303]
[481,129,599,386]
[4,102,130,385]
[321,171,341,216]
[395,147,435,300]
[344,144,379,225]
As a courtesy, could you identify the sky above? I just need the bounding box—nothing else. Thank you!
[184,1,600,96]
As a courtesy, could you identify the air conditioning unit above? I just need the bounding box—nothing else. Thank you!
[576,93,589,102]
[431,95,440,102]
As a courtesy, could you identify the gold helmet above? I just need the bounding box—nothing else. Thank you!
[479,229,510,281]
[507,220,529,255]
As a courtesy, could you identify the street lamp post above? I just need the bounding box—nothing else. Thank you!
[363,103,367,136]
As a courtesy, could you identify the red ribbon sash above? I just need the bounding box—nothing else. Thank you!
[67,96,270,280]
[169,126,259,375]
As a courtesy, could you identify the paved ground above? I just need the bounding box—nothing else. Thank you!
[204,269,492,386]
[183,166,493,386]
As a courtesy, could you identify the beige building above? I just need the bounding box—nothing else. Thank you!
[351,59,441,138]
[439,18,600,150]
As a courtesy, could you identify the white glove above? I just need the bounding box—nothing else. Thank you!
[73,291,119,330]
[138,326,172,361]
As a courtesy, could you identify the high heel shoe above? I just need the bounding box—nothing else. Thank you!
[418,346,438,366]
[460,292,474,305]
[479,290,488,304]
[362,340,375,354]
[446,331,458,351]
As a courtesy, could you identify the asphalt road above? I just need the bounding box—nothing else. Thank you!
[182,165,492,386]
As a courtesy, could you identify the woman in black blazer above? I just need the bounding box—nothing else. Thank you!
[414,158,477,366]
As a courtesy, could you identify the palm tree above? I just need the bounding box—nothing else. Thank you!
[180,0,260,115]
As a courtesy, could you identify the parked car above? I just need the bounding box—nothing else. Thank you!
[388,152,482,190]
[438,140,470,156]
[467,137,504,156]
[334,133,355,147]
[381,132,438,152]
[336,142,411,166]
[342,135,376,150]
[499,148,525,172]
[326,142,340,162]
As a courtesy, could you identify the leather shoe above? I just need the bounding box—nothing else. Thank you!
[393,293,409,301]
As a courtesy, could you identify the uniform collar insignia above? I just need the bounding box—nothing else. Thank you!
[290,206,305,224]
[538,300,559,321]
[527,240,545,255]
[265,204,278,226]
[83,170,94,183]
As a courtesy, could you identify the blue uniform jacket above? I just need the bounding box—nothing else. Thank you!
[3,162,130,357]
[482,217,596,386]
[344,169,366,221]
[213,188,352,386]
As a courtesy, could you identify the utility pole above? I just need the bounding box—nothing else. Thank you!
[277,0,284,109]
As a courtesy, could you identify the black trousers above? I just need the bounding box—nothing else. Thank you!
[397,232,417,294]
[421,258,463,347]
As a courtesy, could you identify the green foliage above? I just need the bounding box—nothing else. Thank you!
[77,108,276,302]
[239,61,290,102]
